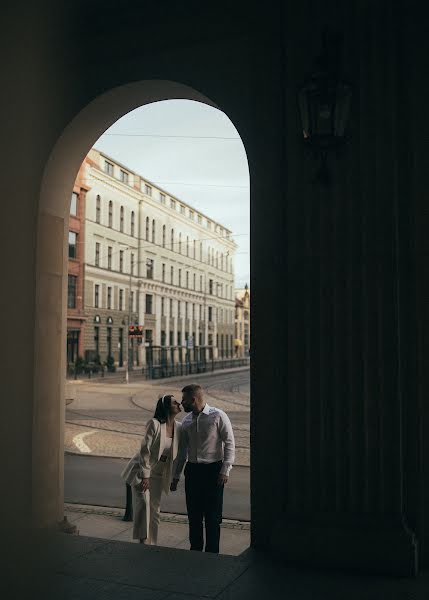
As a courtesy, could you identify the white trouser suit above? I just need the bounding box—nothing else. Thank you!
[121,418,181,544]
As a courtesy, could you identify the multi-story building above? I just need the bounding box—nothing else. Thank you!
[82,148,237,368]
[66,161,89,365]
[234,284,250,357]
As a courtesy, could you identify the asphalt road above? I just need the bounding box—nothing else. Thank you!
[64,454,250,521]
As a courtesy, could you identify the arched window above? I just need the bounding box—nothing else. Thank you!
[96,195,101,224]
[162,224,166,248]
[131,211,135,236]
[170,228,174,250]
[108,200,113,228]
[120,206,124,232]
[145,217,149,241]
[152,219,156,243]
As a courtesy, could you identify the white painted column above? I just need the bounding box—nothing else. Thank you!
[154,294,162,346]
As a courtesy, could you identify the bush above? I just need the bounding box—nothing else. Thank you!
[106,355,116,372]
[74,356,85,374]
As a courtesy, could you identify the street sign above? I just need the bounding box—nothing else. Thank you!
[129,325,143,338]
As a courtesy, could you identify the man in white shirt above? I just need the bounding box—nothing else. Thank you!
[170,383,235,553]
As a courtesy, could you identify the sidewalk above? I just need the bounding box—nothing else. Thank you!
[64,503,250,556]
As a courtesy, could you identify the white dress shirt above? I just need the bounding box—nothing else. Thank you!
[174,403,235,478]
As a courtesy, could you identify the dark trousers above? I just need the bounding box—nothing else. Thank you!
[184,461,224,553]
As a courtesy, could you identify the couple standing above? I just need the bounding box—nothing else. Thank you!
[121,383,235,553]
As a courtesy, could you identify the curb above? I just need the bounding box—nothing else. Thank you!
[64,502,251,530]
[66,365,250,386]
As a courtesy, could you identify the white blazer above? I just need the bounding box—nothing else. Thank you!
[121,418,182,493]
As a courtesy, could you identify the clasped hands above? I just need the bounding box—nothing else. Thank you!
[169,474,228,492]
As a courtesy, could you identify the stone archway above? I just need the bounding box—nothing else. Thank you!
[33,80,236,530]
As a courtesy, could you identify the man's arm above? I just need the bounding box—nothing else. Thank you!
[218,411,235,480]
[171,423,188,489]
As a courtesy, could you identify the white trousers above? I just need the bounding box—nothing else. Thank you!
[131,461,167,544]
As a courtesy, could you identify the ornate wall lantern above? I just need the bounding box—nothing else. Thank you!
[298,29,352,185]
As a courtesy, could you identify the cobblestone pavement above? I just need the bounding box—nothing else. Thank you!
[65,369,250,465]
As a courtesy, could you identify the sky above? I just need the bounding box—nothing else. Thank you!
[94,100,250,288]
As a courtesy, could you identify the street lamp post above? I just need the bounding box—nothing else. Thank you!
[125,263,132,384]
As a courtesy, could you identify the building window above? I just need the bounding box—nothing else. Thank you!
[193,273,196,289]
[104,160,114,176]
[169,330,174,346]
[70,192,78,216]
[152,219,155,243]
[186,271,189,288]
[180,204,185,215]
[185,302,188,319]
[179,233,182,254]
[193,239,196,258]
[108,201,113,228]
[209,279,213,295]
[145,217,149,240]
[94,283,99,308]
[192,303,195,320]
[199,331,203,346]
[244,310,249,321]
[120,169,128,184]
[160,192,166,204]
[107,327,112,357]
[145,184,152,196]
[107,246,112,270]
[107,286,112,309]
[186,236,189,256]
[177,331,182,346]
[68,231,77,258]
[178,269,182,287]
[120,206,124,232]
[119,250,124,272]
[131,253,135,275]
[198,214,202,225]
[146,258,154,279]
[170,266,174,284]
[208,306,213,322]
[145,294,153,314]
[189,210,194,220]
[131,211,135,236]
[67,275,77,309]
[161,297,165,316]
[216,251,218,268]
[119,289,124,311]
[161,330,166,346]
[200,242,203,261]
[206,220,211,229]
[96,195,101,223]
[178,301,181,318]
[208,333,213,346]
[170,198,176,210]
[94,327,100,356]
[130,291,134,312]
[200,275,203,291]
[199,305,203,321]
[162,263,165,282]
[162,225,166,247]
[169,298,173,317]
[95,242,100,267]
[170,228,174,250]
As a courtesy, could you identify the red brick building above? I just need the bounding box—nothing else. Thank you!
[66,160,90,365]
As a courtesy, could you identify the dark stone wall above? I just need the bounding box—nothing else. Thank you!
[1,0,427,574]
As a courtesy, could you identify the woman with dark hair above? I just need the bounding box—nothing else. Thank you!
[121,394,182,544]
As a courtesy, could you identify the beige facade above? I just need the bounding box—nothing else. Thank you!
[234,285,250,357]
[83,148,237,366]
